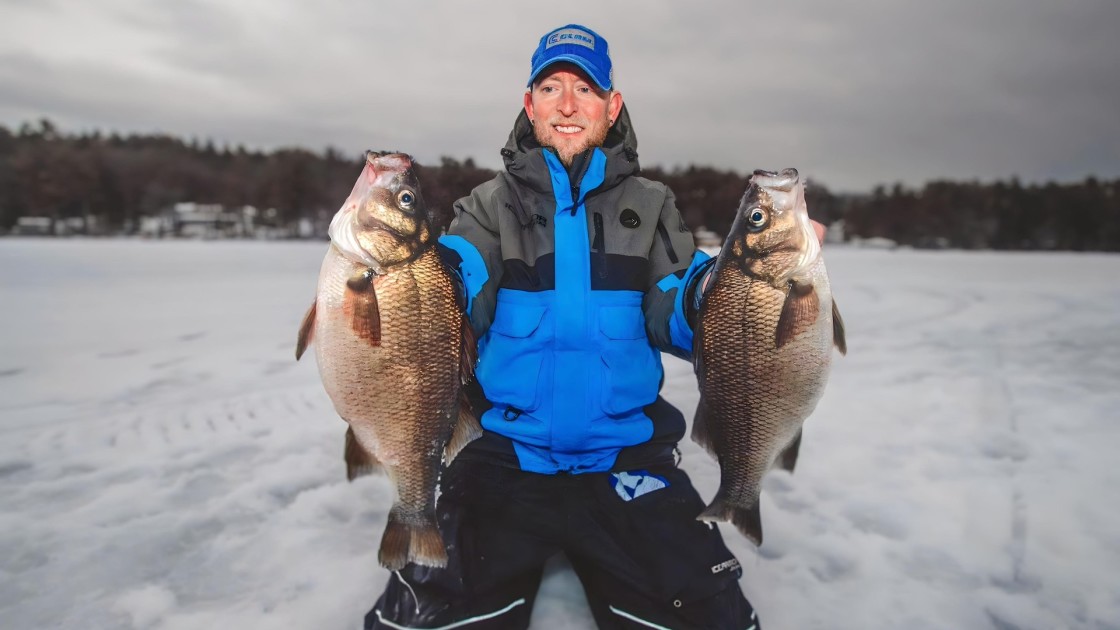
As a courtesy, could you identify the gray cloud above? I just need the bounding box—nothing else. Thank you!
[1,0,1117,191]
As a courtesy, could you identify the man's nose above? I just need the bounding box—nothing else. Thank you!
[557,88,577,117]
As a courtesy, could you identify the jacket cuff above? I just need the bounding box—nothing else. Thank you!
[437,235,489,318]
[667,251,713,353]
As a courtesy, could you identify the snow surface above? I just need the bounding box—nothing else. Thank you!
[1,239,1118,630]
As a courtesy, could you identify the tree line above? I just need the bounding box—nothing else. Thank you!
[2,119,1117,250]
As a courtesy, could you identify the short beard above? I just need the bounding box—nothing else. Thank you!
[533,118,612,167]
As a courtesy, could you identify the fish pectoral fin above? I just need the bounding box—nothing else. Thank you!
[444,400,483,464]
[776,280,819,349]
[777,429,803,473]
[832,298,847,355]
[344,269,381,347]
[295,301,316,360]
[344,426,383,481]
[690,399,718,458]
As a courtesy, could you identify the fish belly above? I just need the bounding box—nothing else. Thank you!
[696,260,834,542]
[313,246,463,568]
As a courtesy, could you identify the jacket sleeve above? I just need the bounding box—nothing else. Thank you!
[642,189,712,361]
[437,181,505,337]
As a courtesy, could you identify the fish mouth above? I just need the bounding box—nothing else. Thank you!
[328,152,419,270]
[366,151,413,180]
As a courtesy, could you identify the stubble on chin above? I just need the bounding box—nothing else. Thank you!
[533,120,611,167]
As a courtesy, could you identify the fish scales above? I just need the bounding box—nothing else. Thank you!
[316,246,461,511]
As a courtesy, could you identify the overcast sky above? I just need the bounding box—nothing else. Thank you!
[2,0,1117,192]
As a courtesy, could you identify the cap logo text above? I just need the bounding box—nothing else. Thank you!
[547,28,595,50]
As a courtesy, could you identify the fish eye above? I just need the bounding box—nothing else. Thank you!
[748,207,768,229]
[397,189,416,209]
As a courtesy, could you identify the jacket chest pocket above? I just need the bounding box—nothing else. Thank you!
[477,303,549,413]
[598,306,662,417]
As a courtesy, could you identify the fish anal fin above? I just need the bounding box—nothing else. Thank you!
[343,270,381,347]
[697,497,764,546]
[344,427,382,481]
[778,429,803,473]
[776,281,819,349]
[295,302,316,360]
[832,298,847,355]
[690,399,718,458]
[444,402,483,464]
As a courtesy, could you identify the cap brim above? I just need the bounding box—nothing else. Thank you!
[528,55,611,90]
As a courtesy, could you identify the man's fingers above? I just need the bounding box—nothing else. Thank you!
[811,220,826,245]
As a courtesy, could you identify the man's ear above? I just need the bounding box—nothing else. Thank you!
[608,91,623,124]
[524,90,535,123]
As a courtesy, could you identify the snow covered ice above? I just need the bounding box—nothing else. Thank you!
[1,239,1118,629]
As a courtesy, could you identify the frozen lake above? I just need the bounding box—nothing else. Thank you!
[1,239,1118,629]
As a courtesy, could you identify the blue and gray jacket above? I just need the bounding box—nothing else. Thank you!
[439,105,711,474]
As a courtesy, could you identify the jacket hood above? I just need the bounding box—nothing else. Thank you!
[500,104,641,194]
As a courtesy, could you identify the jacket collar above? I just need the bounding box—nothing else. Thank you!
[500,104,640,195]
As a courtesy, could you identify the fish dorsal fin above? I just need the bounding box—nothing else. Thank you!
[832,298,847,356]
[295,301,316,360]
[445,402,483,464]
[776,280,819,348]
[446,317,483,463]
[460,317,478,383]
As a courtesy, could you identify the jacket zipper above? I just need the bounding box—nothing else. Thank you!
[655,220,680,265]
[593,212,607,279]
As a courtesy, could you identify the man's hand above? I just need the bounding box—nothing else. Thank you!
[811,219,826,246]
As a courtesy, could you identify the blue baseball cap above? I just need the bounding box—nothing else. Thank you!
[528,24,613,91]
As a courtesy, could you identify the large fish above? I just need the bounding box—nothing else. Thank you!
[692,168,846,545]
[296,151,480,570]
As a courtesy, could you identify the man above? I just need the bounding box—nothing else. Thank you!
[368,24,772,630]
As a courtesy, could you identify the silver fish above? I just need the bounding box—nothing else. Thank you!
[692,168,846,545]
[297,151,480,570]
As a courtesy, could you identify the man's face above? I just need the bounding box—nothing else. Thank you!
[524,63,623,166]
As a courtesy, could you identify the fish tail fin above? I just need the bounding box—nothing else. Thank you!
[378,508,448,571]
[378,513,411,571]
[690,399,717,458]
[344,427,382,481]
[698,496,764,546]
[295,301,316,360]
[408,521,448,569]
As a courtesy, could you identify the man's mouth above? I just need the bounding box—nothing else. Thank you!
[553,124,584,135]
